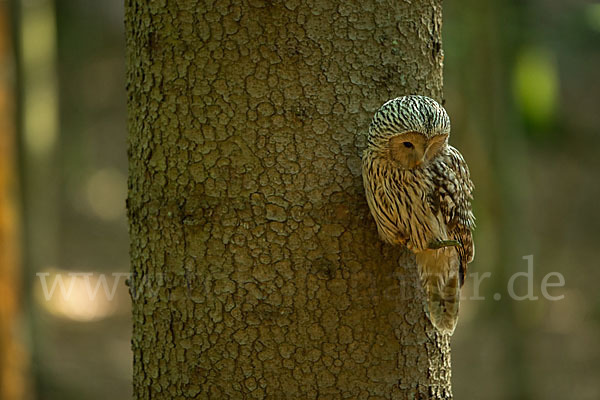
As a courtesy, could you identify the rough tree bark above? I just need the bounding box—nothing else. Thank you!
[126,1,450,398]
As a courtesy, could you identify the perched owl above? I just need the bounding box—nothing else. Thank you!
[361,95,475,334]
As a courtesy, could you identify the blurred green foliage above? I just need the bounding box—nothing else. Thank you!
[513,47,558,133]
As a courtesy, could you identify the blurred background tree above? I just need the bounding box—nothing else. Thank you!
[6,0,600,399]
[13,0,130,398]
[1,1,27,399]
[444,0,600,398]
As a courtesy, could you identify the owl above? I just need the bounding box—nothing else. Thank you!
[361,95,475,334]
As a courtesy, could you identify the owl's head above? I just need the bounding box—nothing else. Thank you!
[367,95,451,169]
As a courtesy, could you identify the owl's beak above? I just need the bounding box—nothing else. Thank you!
[418,151,429,166]
[424,144,435,160]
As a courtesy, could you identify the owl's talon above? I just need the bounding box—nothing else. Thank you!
[428,239,461,250]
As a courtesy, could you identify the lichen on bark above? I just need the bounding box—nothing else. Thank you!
[126,0,451,398]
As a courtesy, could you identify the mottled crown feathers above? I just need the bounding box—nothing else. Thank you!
[368,95,451,145]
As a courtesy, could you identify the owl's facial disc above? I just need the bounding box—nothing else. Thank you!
[388,132,448,169]
[388,132,427,169]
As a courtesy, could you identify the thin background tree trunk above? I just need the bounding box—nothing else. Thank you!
[126,1,451,398]
[0,2,26,399]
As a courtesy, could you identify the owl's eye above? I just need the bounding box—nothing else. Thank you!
[403,142,414,149]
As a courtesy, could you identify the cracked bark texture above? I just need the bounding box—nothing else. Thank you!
[126,0,451,399]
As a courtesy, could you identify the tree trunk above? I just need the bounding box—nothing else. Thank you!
[0,2,26,399]
[126,1,450,398]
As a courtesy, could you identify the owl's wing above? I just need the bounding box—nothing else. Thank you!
[432,145,475,281]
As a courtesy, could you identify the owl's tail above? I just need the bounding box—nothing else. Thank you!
[416,247,461,335]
